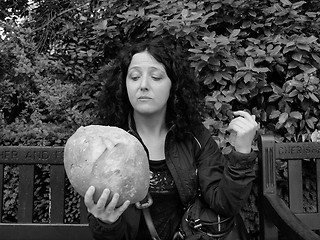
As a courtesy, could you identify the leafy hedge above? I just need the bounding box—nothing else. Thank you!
[1,0,320,236]
[0,23,90,223]
[91,0,320,143]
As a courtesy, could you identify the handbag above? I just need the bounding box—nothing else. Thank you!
[175,197,247,240]
[179,198,234,239]
[137,193,248,240]
[175,134,249,240]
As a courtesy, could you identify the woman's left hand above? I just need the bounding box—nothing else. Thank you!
[227,110,259,154]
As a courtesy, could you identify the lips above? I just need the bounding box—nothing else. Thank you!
[138,96,152,100]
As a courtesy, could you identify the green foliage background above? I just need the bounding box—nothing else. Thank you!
[1,0,320,237]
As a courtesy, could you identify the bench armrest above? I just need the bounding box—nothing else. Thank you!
[262,194,320,240]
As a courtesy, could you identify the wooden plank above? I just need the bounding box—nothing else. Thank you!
[317,160,320,215]
[80,197,88,224]
[260,218,278,240]
[264,194,320,240]
[50,165,65,223]
[0,223,91,240]
[17,165,34,223]
[0,147,64,164]
[275,142,320,159]
[297,213,320,229]
[0,164,3,221]
[258,135,279,240]
[288,160,303,213]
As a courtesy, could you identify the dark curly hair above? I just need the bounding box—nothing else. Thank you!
[98,37,203,139]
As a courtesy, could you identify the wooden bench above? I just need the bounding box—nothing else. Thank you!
[0,146,92,240]
[258,135,320,240]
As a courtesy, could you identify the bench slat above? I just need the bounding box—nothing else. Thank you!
[0,164,4,221]
[0,223,91,240]
[18,165,34,223]
[275,142,320,159]
[80,197,88,223]
[288,160,303,213]
[0,147,64,164]
[297,213,320,229]
[317,161,320,213]
[50,165,65,223]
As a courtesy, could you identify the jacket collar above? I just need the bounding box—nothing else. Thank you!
[127,111,177,135]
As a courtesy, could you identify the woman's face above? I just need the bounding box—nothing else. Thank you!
[126,51,172,117]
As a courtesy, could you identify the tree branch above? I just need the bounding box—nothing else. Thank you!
[34,2,89,32]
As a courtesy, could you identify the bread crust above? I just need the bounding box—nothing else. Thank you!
[64,125,149,206]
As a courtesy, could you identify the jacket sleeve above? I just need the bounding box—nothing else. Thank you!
[195,125,257,217]
[87,213,126,240]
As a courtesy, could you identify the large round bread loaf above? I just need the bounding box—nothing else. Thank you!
[64,125,149,206]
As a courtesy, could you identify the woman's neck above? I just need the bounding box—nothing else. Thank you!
[133,111,168,160]
[133,111,167,136]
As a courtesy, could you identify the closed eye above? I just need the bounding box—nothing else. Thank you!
[128,69,141,81]
[152,76,162,81]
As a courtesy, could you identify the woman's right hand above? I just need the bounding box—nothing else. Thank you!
[84,186,131,224]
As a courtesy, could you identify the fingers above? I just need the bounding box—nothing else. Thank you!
[108,192,120,208]
[102,192,120,215]
[84,186,130,224]
[105,194,130,216]
[84,186,95,209]
[226,110,259,153]
[232,110,257,126]
[227,111,258,133]
[96,188,111,210]
[116,200,131,215]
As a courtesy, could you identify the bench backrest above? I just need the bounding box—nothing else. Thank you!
[258,135,320,240]
[0,146,92,240]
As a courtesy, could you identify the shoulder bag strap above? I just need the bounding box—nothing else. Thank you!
[136,193,161,240]
[142,208,161,240]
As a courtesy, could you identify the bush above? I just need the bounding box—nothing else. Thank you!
[0,22,95,223]
[91,0,320,142]
[0,22,99,146]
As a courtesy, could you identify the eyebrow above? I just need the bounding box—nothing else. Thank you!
[128,66,165,73]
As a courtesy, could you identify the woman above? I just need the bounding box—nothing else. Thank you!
[84,38,258,240]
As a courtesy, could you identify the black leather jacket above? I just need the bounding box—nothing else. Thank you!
[88,119,257,240]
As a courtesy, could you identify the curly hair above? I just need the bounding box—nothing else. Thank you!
[98,37,203,139]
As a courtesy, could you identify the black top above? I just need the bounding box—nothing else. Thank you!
[136,159,183,240]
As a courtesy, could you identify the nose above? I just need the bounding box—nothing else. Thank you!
[139,73,149,91]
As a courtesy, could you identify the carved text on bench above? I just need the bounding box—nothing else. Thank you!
[0,147,64,164]
[276,142,320,159]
